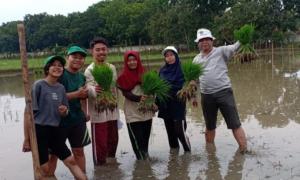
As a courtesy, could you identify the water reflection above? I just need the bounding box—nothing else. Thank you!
[203,144,245,180]
[165,150,190,180]
[224,149,245,180]
[204,144,222,180]
[0,75,27,97]
[131,160,155,180]
[92,160,124,179]
[0,95,23,123]
[230,59,300,126]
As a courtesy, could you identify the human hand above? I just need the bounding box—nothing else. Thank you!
[85,114,90,122]
[95,85,103,94]
[22,139,31,152]
[191,98,198,107]
[153,103,158,112]
[77,85,89,99]
[58,105,68,117]
[189,80,197,87]
[111,87,117,95]
[140,95,147,102]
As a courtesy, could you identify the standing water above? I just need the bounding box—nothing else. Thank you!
[0,53,300,179]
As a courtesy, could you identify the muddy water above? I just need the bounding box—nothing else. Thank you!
[1,54,300,179]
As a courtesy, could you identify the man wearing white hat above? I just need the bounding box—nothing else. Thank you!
[192,28,248,152]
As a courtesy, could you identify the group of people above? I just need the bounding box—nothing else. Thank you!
[22,28,247,179]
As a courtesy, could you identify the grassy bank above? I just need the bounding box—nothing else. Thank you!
[1,48,299,74]
[0,52,196,72]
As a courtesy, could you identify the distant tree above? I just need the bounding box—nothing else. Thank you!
[186,0,235,28]
[0,21,19,53]
[0,0,299,54]
[214,0,298,44]
[66,6,104,48]
[24,13,69,51]
[95,0,152,46]
[282,0,300,18]
[148,1,197,48]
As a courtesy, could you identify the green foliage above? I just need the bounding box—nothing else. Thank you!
[0,0,299,53]
[66,7,104,47]
[234,24,255,45]
[0,21,19,53]
[177,60,203,102]
[91,64,113,91]
[24,13,69,51]
[90,64,117,112]
[215,0,298,43]
[181,60,204,83]
[140,70,170,103]
[234,24,258,63]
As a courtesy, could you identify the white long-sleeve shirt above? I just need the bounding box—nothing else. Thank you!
[84,62,120,123]
[193,42,240,94]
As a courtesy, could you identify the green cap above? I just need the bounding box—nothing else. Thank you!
[67,46,87,57]
[44,55,66,66]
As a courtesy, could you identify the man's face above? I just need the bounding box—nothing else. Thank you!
[67,53,85,71]
[91,43,108,64]
[198,37,213,52]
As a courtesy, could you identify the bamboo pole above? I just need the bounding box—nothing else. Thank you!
[17,23,42,180]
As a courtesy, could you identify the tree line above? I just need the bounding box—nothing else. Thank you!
[0,0,299,54]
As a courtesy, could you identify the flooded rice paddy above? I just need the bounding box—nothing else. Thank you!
[1,53,300,179]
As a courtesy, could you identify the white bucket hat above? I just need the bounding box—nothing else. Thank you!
[162,46,178,56]
[194,28,215,43]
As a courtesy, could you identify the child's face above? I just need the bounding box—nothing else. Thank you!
[92,43,108,64]
[67,53,85,71]
[164,51,176,64]
[127,55,138,70]
[48,60,64,78]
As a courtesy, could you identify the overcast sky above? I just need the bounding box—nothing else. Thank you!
[0,0,100,24]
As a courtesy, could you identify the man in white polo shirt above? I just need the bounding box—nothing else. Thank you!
[192,28,247,153]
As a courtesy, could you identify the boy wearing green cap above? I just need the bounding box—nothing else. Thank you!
[47,46,91,174]
[22,55,87,179]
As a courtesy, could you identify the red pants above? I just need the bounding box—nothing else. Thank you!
[91,120,119,165]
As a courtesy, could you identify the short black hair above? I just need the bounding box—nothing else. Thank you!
[89,37,109,48]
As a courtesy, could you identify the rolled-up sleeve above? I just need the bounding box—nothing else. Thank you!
[31,83,40,112]
[222,41,241,61]
[84,66,97,98]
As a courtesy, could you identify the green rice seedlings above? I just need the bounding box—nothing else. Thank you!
[138,70,170,113]
[177,60,204,102]
[91,64,117,113]
[234,24,258,63]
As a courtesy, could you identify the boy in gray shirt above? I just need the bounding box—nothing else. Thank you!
[192,28,247,153]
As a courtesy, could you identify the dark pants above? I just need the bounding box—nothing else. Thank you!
[127,119,152,160]
[163,119,191,152]
[91,120,119,165]
[201,88,241,130]
[35,124,71,165]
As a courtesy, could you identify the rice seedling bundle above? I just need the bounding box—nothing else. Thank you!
[91,64,117,112]
[177,60,204,102]
[138,71,170,113]
[234,24,258,63]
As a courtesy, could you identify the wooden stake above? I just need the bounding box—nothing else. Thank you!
[271,41,274,67]
[17,23,42,180]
